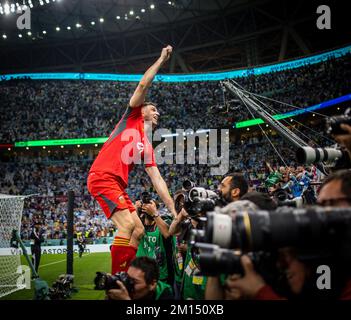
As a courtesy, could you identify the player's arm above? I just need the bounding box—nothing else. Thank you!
[129,45,173,108]
[265,161,274,173]
[145,166,177,217]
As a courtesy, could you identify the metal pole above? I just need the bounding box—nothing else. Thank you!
[66,190,75,275]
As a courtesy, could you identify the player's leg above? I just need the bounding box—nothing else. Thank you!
[129,210,145,248]
[110,209,137,273]
[124,193,145,248]
[110,208,135,239]
[87,173,138,273]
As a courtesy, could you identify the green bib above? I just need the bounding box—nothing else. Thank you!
[181,244,207,300]
[136,224,168,281]
[155,280,173,300]
[172,236,184,284]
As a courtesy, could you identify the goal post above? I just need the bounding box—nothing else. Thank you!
[0,194,26,298]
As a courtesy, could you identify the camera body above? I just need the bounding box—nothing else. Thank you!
[193,242,276,276]
[94,271,135,294]
[327,108,351,135]
[174,180,222,218]
[49,274,75,300]
[137,191,153,217]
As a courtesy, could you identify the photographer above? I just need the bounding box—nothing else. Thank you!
[30,222,45,273]
[333,123,351,159]
[225,170,351,300]
[204,174,249,300]
[218,173,249,203]
[264,162,286,189]
[76,231,86,258]
[205,197,275,300]
[170,208,208,300]
[106,256,174,300]
[135,198,174,285]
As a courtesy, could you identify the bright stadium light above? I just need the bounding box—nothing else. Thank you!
[76,23,81,28]
[2,34,7,39]
[99,17,104,23]
[91,21,95,25]
[42,30,47,34]
[67,26,71,30]
[141,8,145,13]
[10,3,15,13]
[27,31,32,36]
[129,10,134,15]
[4,3,10,14]
[150,4,155,9]
[56,26,60,31]
[116,16,120,19]
[18,34,22,38]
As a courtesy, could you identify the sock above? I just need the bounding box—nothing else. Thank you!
[111,236,137,273]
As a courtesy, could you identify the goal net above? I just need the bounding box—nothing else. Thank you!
[0,194,25,298]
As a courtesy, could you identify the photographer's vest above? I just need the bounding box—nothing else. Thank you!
[265,171,282,187]
[136,223,169,281]
[181,245,207,300]
[172,236,184,284]
[155,281,173,300]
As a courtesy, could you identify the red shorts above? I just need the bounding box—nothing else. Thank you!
[87,172,136,219]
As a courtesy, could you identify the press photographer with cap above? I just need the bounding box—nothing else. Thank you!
[106,256,174,300]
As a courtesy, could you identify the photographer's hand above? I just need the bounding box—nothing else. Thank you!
[224,274,243,300]
[135,200,142,210]
[144,200,172,238]
[169,209,188,236]
[142,201,158,217]
[106,281,131,300]
[228,255,266,299]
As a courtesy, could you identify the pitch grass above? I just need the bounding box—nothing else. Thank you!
[1,252,111,300]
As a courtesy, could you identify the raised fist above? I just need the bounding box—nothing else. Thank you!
[160,45,173,62]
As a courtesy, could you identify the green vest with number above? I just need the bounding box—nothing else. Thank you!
[136,224,168,281]
[182,244,207,300]
[172,236,184,284]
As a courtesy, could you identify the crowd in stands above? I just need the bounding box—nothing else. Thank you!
[0,54,349,142]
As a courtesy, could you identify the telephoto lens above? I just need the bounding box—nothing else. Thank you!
[201,206,351,258]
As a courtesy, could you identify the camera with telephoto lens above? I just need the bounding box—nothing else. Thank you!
[94,271,135,294]
[192,242,278,276]
[190,242,284,293]
[192,205,351,262]
[327,108,351,135]
[49,274,75,300]
[174,180,223,218]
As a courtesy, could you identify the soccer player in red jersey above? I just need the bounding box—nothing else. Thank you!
[87,45,177,273]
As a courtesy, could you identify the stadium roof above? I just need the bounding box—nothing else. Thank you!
[0,0,350,73]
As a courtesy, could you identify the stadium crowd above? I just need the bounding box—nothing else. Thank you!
[0,53,350,142]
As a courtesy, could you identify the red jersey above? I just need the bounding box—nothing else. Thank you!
[89,105,156,187]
